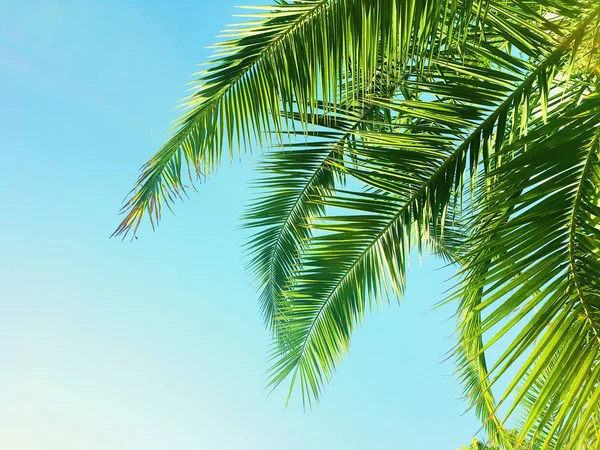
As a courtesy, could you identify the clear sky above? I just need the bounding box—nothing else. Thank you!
[0,1,483,449]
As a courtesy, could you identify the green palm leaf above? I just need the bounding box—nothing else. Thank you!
[114,0,452,238]
[243,71,406,328]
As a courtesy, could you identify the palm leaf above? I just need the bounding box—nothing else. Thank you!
[243,70,407,328]
[113,0,452,238]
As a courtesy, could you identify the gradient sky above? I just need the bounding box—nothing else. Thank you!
[0,1,484,449]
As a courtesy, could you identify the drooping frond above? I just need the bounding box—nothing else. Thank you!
[243,71,403,329]
[243,111,363,327]
[114,0,453,238]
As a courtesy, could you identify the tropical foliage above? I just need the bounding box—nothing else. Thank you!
[457,437,500,450]
[115,0,600,448]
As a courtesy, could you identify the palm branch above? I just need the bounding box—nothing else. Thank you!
[113,0,453,238]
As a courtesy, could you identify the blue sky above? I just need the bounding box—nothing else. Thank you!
[0,1,483,448]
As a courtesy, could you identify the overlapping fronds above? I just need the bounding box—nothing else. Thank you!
[118,0,600,446]
[242,75,401,328]
[264,1,592,408]
[455,88,600,448]
[240,0,497,330]
[114,0,456,238]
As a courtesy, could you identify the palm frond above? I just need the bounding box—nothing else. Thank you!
[243,70,404,328]
[114,0,454,238]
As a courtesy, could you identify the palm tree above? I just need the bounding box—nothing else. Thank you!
[114,1,600,448]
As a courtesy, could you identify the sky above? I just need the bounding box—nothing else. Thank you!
[0,1,483,449]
